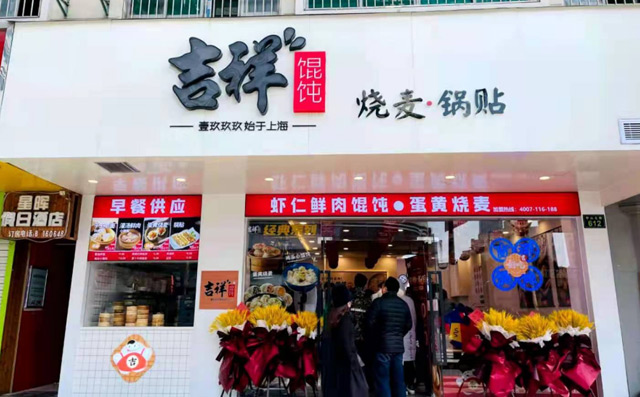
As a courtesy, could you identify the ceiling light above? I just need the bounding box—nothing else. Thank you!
[354,176,364,181]
[387,255,393,258]
[445,175,456,180]
[88,179,98,184]
[309,239,315,243]
[300,221,307,225]
[502,231,510,235]
[398,229,404,232]
[402,254,416,259]
[343,229,350,233]
[344,247,349,251]
[388,244,393,247]
[539,176,551,181]
[264,177,274,182]
[313,247,318,250]
[339,255,344,258]
[343,238,350,242]
[176,177,186,183]
[315,252,320,256]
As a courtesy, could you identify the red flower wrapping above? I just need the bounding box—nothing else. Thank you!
[245,327,280,386]
[486,351,521,397]
[216,324,251,392]
[562,347,601,392]
[535,349,569,397]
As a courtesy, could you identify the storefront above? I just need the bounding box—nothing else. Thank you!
[0,6,639,396]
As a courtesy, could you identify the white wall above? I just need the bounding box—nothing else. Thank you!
[605,203,640,397]
[58,194,247,396]
[1,8,640,159]
[578,191,629,397]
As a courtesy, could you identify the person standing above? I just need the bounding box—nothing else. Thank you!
[327,284,368,397]
[399,285,417,395]
[366,277,412,397]
[351,274,373,392]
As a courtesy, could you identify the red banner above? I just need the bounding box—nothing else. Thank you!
[245,193,580,217]
[88,250,199,262]
[89,195,201,262]
[294,52,326,113]
[92,195,201,218]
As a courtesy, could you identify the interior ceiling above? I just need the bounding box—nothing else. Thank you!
[7,150,640,206]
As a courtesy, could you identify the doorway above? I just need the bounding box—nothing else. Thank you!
[0,241,75,394]
[244,218,590,396]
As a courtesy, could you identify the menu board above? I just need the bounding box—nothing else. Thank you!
[88,196,201,261]
[245,220,320,312]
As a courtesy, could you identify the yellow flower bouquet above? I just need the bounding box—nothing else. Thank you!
[249,304,291,331]
[476,308,519,342]
[210,307,250,334]
[516,313,557,347]
[548,309,594,337]
[290,311,319,339]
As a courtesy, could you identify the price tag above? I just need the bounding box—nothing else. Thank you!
[583,214,606,229]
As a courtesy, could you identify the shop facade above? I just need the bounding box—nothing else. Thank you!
[0,6,639,396]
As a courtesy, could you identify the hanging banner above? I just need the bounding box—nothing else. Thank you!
[245,193,581,217]
[88,195,202,261]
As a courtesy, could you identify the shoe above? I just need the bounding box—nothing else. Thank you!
[407,386,415,395]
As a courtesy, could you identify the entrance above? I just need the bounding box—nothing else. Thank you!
[0,241,75,394]
[244,217,590,396]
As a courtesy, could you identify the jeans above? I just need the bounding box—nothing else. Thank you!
[374,353,406,397]
[404,360,416,389]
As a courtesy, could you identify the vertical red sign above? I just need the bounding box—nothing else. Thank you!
[294,51,326,113]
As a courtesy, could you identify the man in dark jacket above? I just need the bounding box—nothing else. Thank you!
[366,277,412,397]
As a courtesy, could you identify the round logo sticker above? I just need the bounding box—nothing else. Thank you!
[503,253,529,278]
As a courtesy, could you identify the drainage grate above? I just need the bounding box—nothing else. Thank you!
[619,119,640,144]
[95,162,140,173]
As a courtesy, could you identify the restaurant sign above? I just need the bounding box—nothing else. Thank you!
[245,193,581,217]
[0,192,78,240]
[88,195,202,262]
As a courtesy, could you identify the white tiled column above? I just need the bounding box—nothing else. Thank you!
[578,191,629,397]
[190,194,246,396]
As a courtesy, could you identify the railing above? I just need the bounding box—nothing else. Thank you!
[306,0,531,9]
[0,0,40,17]
[127,0,278,17]
[565,0,638,4]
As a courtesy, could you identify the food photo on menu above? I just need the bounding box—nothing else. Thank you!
[142,218,171,251]
[169,218,200,251]
[116,219,144,251]
[89,218,118,251]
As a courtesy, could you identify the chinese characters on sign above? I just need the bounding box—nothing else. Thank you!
[198,120,289,132]
[199,271,239,310]
[294,52,326,113]
[253,223,318,236]
[0,192,76,240]
[357,87,506,119]
[169,27,307,115]
[245,193,581,217]
[88,196,202,262]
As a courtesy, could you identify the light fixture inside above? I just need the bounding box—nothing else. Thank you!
[313,247,318,250]
[176,177,186,183]
[264,177,274,182]
[354,176,364,181]
[502,231,510,235]
[539,176,551,181]
[343,229,350,233]
[315,252,320,256]
[388,244,393,247]
[402,254,416,259]
[300,221,307,225]
[343,238,350,242]
[398,229,404,232]
[344,247,349,251]
[88,179,98,184]
[339,255,344,258]
[445,175,456,180]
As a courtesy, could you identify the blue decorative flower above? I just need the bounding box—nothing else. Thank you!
[489,238,542,292]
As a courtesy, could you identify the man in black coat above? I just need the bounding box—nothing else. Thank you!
[366,277,412,397]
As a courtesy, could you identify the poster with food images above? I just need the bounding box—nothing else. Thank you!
[88,196,201,261]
